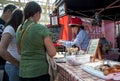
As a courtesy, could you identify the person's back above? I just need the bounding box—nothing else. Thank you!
[16,1,56,81]
[76,29,90,51]
[0,4,16,81]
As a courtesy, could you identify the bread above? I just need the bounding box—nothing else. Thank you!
[99,64,110,71]
[102,64,120,75]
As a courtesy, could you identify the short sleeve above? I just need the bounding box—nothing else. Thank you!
[43,27,50,38]
[38,24,50,39]
[3,25,15,37]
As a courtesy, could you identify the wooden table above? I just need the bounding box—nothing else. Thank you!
[56,63,105,81]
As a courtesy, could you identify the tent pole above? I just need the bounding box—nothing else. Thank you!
[92,0,120,17]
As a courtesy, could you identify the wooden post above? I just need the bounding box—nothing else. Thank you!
[90,45,102,62]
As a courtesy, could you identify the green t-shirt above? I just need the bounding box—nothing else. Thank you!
[16,20,50,78]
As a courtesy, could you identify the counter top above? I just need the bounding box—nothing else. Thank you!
[56,63,105,81]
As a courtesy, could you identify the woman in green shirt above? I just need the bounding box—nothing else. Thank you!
[16,1,56,81]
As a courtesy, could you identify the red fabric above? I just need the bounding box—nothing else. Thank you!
[59,16,70,40]
[69,17,82,26]
[54,43,59,47]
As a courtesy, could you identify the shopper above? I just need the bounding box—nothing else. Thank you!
[0,4,17,81]
[0,9,23,81]
[57,17,90,52]
[16,1,56,81]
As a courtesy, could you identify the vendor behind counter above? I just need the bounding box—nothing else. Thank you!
[99,37,112,55]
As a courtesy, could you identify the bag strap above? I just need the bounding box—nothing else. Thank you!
[19,22,34,49]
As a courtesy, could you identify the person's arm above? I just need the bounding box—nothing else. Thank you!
[44,35,56,57]
[57,40,74,48]
[0,33,19,67]
[57,30,87,48]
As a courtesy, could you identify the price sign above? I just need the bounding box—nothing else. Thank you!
[86,39,102,62]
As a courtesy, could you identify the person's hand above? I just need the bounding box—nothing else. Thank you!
[15,60,19,67]
[57,39,63,45]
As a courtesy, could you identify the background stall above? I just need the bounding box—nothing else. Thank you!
[49,0,120,60]
[51,0,120,48]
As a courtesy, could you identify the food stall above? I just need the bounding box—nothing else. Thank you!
[51,0,120,48]
[54,38,120,81]
[49,0,120,81]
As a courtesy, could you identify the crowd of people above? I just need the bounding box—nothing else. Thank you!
[0,1,56,81]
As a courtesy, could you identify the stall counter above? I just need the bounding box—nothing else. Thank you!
[56,63,105,81]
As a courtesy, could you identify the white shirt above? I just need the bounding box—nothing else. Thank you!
[3,25,20,64]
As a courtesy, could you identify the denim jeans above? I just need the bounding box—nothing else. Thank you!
[0,64,9,81]
[5,63,19,81]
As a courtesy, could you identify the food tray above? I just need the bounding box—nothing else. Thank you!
[80,61,120,80]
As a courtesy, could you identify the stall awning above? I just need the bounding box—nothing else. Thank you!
[55,0,120,21]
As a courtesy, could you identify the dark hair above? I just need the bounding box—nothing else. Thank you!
[70,25,85,34]
[70,25,79,27]
[77,25,84,34]
[24,1,42,20]
[6,9,23,31]
[70,25,84,29]
[3,4,16,13]
[79,25,84,29]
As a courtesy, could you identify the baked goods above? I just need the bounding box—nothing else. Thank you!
[99,64,120,75]
[66,47,78,55]
[99,64,110,71]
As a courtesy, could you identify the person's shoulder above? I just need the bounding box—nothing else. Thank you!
[3,25,15,36]
[4,25,14,32]
[82,29,88,33]
[34,24,47,29]
[35,24,46,27]
[80,29,86,33]
[5,25,13,29]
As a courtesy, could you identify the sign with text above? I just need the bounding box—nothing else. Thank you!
[87,39,99,55]
[86,39,102,62]
[50,16,59,26]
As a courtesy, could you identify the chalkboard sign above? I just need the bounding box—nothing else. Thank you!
[87,39,99,55]
[86,39,102,62]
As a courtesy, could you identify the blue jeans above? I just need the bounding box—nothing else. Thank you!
[5,63,19,81]
[0,64,9,81]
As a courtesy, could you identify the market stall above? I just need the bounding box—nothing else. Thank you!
[53,38,120,81]
[48,0,120,59]
[49,0,120,81]
[50,0,120,48]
